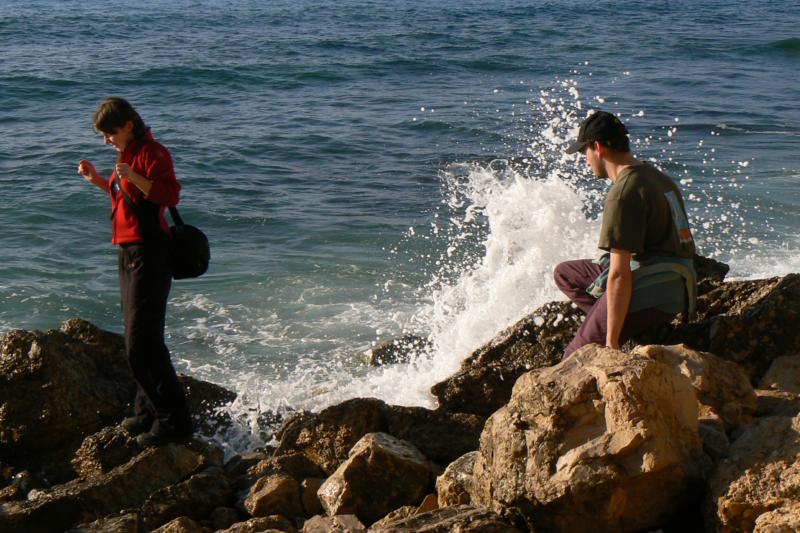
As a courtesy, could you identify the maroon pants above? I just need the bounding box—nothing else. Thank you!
[554,259,674,359]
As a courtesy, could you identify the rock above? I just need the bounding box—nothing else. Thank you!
[706,415,800,532]
[300,478,324,516]
[302,514,365,533]
[0,442,217,533]
[754,389,800,418]
[367,504,522,532]
[435,451,477,507]
[698,415,730,461]
[274,398,483,474]
[470,345,709,533]
[753,501,800,532]
[248,453,326,484]
[69,512,141,532]
[151,516,208,533]
[225,451,268,480]
[431,301,582,416]
[179,374,237,437]
[368,506,416,529]
[219,515,297,532]
[364,335,431,366]
[693,254,730,295]
[208,507,241,530]
[416,494,438,514]
[0,319,133,478]
[759,355,800,394]
[650,275,800,382]
[317,432,436,525]
[241,472,304,520]
[141,466,233,530]
[633,344,757,431]
[71,426,140,479]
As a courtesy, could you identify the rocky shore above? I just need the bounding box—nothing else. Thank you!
[1,256,799,532]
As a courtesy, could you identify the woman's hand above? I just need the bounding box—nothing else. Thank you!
[115,163,133,180]
[78,160,99,182]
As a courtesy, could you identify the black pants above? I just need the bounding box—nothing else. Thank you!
[119,240,191,434]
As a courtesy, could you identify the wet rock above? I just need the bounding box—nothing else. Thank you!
[633,344,757,431]
[241,472,304,520]
[693,254,730,295]
[141,466,233,530]
[180,374,237,437]
[435,451,477,507]
[225,451,268,480]
[208,506,241,530]
[367,504,522,532]
[302,514,365,533]
[275,398,483,474]
[151,516,208,533]
[431,301,583,416]
[651,275,800,382]
[317,432,437,525]
[471,345,710,533]
[0,319,133,478]
[364,335,431,366]
[300,478,324,516]
[69,512,141,532]
[72,426,140,479]
[0,442,216,533]
[219,515,297,532]
[706,415,800,532]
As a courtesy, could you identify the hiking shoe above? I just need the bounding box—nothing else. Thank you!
[136,428,193,447]
[120,416,153,436]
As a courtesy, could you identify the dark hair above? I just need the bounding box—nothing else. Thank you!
[92,97,148,139]
[597,134,630,154]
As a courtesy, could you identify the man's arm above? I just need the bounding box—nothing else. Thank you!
[606,248,633,349]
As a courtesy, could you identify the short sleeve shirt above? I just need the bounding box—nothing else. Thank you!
[598,163,695,259]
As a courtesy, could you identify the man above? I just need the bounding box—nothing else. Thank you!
[555,110,696,358]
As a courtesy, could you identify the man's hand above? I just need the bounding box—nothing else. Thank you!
[606,248,633,349]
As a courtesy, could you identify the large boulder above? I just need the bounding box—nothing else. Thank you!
[274,398,483,474]
[71,426,141,479]
[435,451,477,507]
[470,345,709,532]
[317,432,437,525]
[367,505,522,532]
[302,514,365,532]
[142,466,233,530]
[633,344,757,431]
[241,472,304,520]
[0,441,219,533]
[706,415,800,532]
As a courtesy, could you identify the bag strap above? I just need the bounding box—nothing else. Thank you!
[116,181,184,227]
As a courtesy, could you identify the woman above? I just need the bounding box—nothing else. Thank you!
[78,97,192,446]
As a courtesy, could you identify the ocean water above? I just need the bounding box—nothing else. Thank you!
[1,0,799,450]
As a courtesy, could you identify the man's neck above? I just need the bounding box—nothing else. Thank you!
[605,153,642,182]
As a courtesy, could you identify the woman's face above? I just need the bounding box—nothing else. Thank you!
[102,120,134,152]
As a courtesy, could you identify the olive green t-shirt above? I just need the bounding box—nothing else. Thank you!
[598,163,695,259]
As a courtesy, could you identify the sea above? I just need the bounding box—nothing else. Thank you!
[1,0,799,452]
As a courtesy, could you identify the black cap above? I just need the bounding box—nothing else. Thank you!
[565,111,629,154]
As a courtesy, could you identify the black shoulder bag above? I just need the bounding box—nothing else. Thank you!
[116,183,210,280]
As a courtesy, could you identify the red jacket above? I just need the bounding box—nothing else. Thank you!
[105,131,181,245]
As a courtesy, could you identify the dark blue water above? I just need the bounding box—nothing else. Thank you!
[1,0,799,441]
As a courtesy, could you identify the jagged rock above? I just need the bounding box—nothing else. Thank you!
[141,466,233,530]
[753,501,800,532]
[219,515,297,532]
[274,398,483,474]
[706,415,800,532]
[247,453,326,484]
[416,494,438,514]
[72,426,141,479]
[431,301,582,416]
[208,507,241,530]
[302,514,365,533]
[0,442,218,533]
[367,504,522,532]
[759,355,800,394]
[698,414,731,461]
[369,506,416,529]
[633,344,757,431]
[648,275,800,382]
[470,345,709,533]
[151,516,208,533]
[0,319,133,478]
[364,335,431,366]
[225,451,269,480]
[180,374,238,437]
[317,432,437,525]
[241,472,304,519]
[69,512,141,532]
[693,254,730,295]
[300,478,324,516]
[435,451,477,507]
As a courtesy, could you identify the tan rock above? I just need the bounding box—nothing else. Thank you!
[633,344,757,431]
[416,494,438,514]
[369,506,415,529]
[707,415,800,532]
[435,451,477,507]
[302,514,365,532]
[367,504,521,532]
[71,512,140,532]
[219,515,297,533]
[141,466,232,530]
[71,426,140,479]
[317,432,435,525]
[150,516,208,533]
[755,389,800,418]
[300,478,324,516]
[759,355,800,393]
[754,501,800,532]
[242,473,303,519]
[471,345,709,533]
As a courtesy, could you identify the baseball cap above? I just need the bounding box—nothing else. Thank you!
[565,111,629,154]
